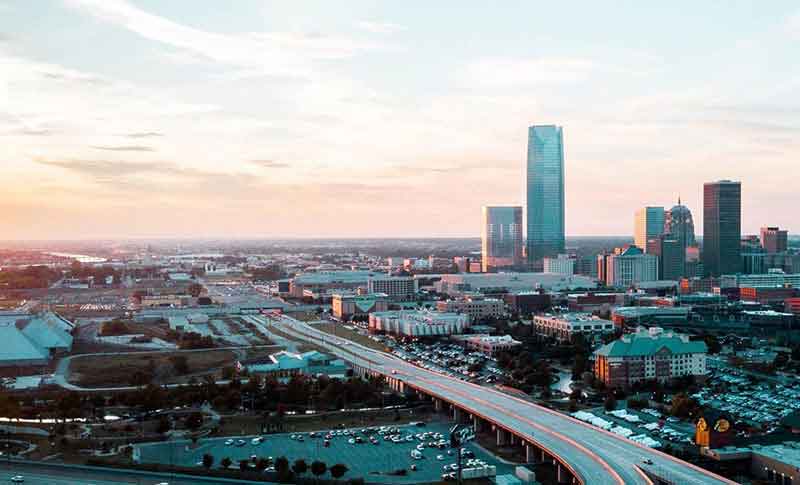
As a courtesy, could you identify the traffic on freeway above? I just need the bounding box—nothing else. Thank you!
[276,316,739,485]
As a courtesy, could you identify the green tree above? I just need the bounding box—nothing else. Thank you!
[311,461,328,481]
[221,457,232,469]
[604,394,617,412]
[275,456,290,475]
[330,463,348,480]
[239,459,250,471]
[202,454,214,469]
[292,458,308,477]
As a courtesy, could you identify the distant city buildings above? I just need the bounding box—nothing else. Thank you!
[703,180,742,276]
[532,313,615,342]
[527,125,565,269]
[368,310,469,336]
[481,205,524,272]
[760,226,788,254]
[600,246,659,287]
[635,207,665,251]
[593,327,708,389]
[331,292,390,320]
[435,272,597,297]
[543,254,575,275]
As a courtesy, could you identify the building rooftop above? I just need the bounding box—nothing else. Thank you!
[595,327,706,358]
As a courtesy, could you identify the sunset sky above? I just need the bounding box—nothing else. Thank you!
[1,0,799,239]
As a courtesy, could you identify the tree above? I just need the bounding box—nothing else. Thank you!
[239,459,250,471]
[170,355,190,374]
[330,464,348,480]
[188,283,204,297]
[292,459,308,477]
[221,457,232,469]
[185,412,203,432]
[604,394,617,412]
[311,460,328,481]
[202,453,214,469]
[275,456,290,475]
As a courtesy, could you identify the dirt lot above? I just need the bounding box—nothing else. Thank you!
[313,323,388,352]
[67,349,239,388]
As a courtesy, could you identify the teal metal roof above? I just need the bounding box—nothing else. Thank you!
[595,332,707,358]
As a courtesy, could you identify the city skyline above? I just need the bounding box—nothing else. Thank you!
[2,1,799,239]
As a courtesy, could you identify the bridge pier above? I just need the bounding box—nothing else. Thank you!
[434,398,443,412]
[556,463,568,484]
[496,428,510,447]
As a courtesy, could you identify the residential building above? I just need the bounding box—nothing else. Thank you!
[760,226,789,254]
[603,246,659,287]
[532,313,615,342]
[543,254,575,275]
[331,292,390,320]
[369,310,469,336]
[481,206,524,272]
[593,327,708,389]
[367,276,417,301]
[0,312,74,367]
[703,180,742,276]
[634,207,665,251]
[526,125,565,268]
[436,295,505,323]
[435,272,597,297]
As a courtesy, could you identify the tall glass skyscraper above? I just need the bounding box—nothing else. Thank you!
[527,125,565,268]
[703,180,741,276]
[481,206,523,272]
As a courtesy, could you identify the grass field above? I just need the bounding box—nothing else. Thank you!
[67,349,238,388]
[312,323,388,352]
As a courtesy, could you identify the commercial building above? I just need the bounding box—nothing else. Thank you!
[786,298,800,315]
[289,270,382,298]
[481,206,524,272]
[610,306,691,329]
[435,272,597,297]
[0,312,74,367]
[543,254,575,275]
[567,292,623,312]
[331,292,390,320]
[664,199,696,249]
[457,334,522,355]
[647,236,684,280]
[504,291,552,314]
[760,226,789,254]
[739,286,798,305]
[532,313,615,342]
[140,294,191,308]
[526,125,565,268]
[703,180,742,276]
[436,295,505,323]
[237,351,347,379]
[603,246,659,287]
[368,310,469,337]
[367,276,417,301]
[593,327,707,389]
[720,272,800,288]
[634,207,665,251]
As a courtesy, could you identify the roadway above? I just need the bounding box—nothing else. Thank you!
[276,317,739,485]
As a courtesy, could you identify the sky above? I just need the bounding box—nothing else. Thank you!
[1,0,799,240]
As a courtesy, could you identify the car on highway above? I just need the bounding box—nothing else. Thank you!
[10,476,24,483]
[642,458,654,465]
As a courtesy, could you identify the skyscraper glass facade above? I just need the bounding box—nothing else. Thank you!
[482,206,523,272]
[703,180,742,276]
[527,125,565,267]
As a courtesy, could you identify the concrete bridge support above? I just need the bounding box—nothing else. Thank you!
[496,428,510,447]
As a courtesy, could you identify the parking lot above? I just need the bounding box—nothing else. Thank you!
[572,406,696,450]
[133,423,511,483]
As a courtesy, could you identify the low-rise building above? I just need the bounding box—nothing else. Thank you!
[611,306,691,329]
[532,313,615,342]
[369,310,469,337]
[503,291,552,314]
[0,312,74,367]
[739,286,798,304]
[435,272,597,297]
[543,254,575,275]
[593,327,707,389]
[458,334,522,355]
[237,350,347,379]
[331,292,390,320]
[436,295,505,323]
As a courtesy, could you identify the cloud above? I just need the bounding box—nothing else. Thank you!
[123,131,163,138]
[91,145,155,152]
[461,57,595,87]
[36,159,166,178]
[357,21,406,34]
[251,160,290,169]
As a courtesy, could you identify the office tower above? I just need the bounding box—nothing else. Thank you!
[703,180,742,276]
[634,207,665,251]
[664,199,696,249]
[527,125,565,269]
[481,206,523,272]
[760,227,788,254]
[648,236,684,281]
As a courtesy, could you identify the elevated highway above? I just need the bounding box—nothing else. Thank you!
[277,317,738,485]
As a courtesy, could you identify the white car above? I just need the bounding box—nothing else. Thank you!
[11,477,24,484]
[224,439,234,446]
[436,455,445,461]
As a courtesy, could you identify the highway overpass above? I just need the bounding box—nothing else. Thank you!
[276,316,739,485]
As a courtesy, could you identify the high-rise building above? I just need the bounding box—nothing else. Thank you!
[481,206,523,272]
[664,199,696,249]
[634,207,665,251]
[760,226,788,254]
[526,125,565,269]
[703,181,742,276]
[648,236,684,281]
